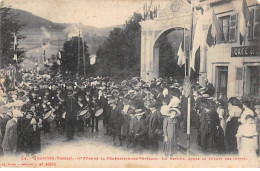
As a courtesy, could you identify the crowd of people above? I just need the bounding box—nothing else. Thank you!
[0,70,259,158]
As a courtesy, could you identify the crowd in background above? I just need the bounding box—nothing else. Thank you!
[0,70,259,157]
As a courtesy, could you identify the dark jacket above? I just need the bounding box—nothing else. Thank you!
[225,117,240,152]
[148,109,163,137]
[133,117,147,136]
[64,96,80,120]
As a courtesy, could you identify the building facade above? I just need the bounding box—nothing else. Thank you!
[205,0,259,99]
[140,0,259,99]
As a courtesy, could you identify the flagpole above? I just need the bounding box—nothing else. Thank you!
[184,28,186,77]
[14,33,18,88]
[186,5,194,156]
[242,33,246,97]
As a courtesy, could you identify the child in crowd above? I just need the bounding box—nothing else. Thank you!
[163,107,180,156]
[236,115,258,157]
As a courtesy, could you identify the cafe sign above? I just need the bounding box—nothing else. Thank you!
[231,46,260,57]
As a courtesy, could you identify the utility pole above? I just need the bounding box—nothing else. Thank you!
[186,4,194,156]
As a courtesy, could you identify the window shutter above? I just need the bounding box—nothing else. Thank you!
[248,9,254,40]
[253,6,260,39]
[229,14,237,42]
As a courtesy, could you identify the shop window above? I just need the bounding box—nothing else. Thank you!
[219,14,237,43]
[250,66,260,95]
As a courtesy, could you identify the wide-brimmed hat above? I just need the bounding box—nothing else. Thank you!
[168,107,181,116]
[135,109,145,116]
[202,94,209,98]
[108,99,117,105]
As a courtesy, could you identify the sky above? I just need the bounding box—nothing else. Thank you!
[4,0,167,28]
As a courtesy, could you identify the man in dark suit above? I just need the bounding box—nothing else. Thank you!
[148,101,163,153]
[204,79,215,97]
[63,90,80,141]
[98,90,109,129]
[133,110,147,149]
[109,99,124,146]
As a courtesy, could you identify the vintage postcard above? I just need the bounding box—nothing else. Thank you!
[0,0,259,168]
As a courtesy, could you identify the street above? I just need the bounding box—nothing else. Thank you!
[40,120,199,157]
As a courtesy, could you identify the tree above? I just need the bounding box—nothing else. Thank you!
[94,12,142,79]
[61,37,90,76]
[0,5,25,68]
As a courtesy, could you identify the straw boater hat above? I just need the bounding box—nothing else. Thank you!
[168,107,181,116]
[202,94,209,98]
[199,87,206,94]
[135,109,145,116]
[108,99,117,105]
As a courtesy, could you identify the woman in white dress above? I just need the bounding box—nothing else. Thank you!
[236,115,258,158]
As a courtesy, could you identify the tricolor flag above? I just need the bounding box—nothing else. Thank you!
[240,0,250,45]
[190,13,203,71]
[191,7,222,70]
[233,0,250,45]
[177,29,186,67]
[206,8,222,47]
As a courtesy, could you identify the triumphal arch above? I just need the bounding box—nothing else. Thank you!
[140,0,201,82]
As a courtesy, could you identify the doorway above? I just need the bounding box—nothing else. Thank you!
[216,66,228,99]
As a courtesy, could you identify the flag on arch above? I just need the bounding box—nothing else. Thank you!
[177,29,186,67]
[191,7,222,71]
[190,13,203,71]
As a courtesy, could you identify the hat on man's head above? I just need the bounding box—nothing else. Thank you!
[108,99,116,105]
[202,94,209,98]
[148,101,156,109]
[67,90,73,96]
[135,109,145,116]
